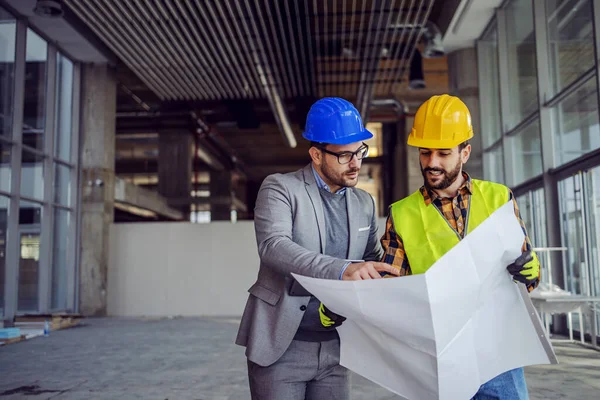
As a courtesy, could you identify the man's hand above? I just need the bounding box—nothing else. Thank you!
[319,302,346,328]
[507,250,540,285]
[342,261,400,280]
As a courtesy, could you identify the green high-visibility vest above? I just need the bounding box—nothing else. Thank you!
[390,179,509,275]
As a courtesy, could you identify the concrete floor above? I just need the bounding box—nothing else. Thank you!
[0,317,599,399]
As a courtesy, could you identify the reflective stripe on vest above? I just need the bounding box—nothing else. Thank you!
[390,179,509,275]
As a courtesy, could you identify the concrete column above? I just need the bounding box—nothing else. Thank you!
[158,133,193,215]
[402,115,424,194]
[447,47,484,179]
[382,119,409,207]
[79,64,116,316]
[210,170,232,221]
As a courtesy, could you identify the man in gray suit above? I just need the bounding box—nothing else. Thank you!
[236,97,399,399]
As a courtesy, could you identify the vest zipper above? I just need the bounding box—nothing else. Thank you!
[464,195,472,237]
[433,194,471,241]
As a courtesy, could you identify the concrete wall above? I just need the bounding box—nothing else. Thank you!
[107,218,387,317]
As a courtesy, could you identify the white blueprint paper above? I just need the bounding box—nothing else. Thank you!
[292,201,556,400]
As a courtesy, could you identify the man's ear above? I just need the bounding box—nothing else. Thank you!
[460,144,471,164]
[309,146,322,165]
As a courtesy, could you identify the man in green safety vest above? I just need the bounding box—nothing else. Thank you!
[380,94,540,399]
[319,94,541,398]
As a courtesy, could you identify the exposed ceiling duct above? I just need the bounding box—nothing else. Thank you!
[422,21,444,58]
[371,98,409,114]
[408,49,426,89]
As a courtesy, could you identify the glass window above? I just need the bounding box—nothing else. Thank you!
[51,208,71,310]
[483,145,505,184]
[478,23,502,147]
[0,195,8,315]
[0,9,15,138]
[21,149,44,200]
[54,163,71,206]
[18,200,42,312]
[511,119,543,184]
[505,0,538,129]
[23,29,47,151]
[55,52,73,161]
[0,140,10,192]
[517,192,533,232]
[552,77,599,166]
[516,189,547,248]
[546,0,594,96]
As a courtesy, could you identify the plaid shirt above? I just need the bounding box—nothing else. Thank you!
[380,173,540,292]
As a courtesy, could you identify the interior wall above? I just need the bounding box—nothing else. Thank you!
[108,218,387,317]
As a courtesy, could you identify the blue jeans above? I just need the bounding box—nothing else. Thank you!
[471,368,529,400]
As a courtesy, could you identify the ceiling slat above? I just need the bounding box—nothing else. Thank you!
[66,0,437,103]
[209,1,261,98]
[168,0,229,99]
[137,0,207,100]
[183,0,242,98]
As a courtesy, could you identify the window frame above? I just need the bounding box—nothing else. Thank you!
[1,11,81,321]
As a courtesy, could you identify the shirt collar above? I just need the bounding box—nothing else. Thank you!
[311,164,347,195]
[420,171,472,206]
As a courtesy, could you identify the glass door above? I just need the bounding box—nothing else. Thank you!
[559,173,589,295]
[18,229,40,312]
[559,168,600,336]
[17,201,42,313]
[0,196,8,317]
[584,166,600,333]
[531,188,547,248]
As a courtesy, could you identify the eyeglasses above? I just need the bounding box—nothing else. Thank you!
[316,143,369,164]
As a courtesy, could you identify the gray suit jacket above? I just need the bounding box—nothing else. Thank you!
[235,163,384,366]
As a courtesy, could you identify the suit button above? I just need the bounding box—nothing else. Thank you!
[300,305,307,311]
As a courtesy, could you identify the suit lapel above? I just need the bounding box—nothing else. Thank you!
[303,164,327,252]
[346,188,358,259]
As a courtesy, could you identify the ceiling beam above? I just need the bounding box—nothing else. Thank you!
[116,111,195,134]
[114,178,184,221]
[166,195,248,213]
[115,159,210,175]
[114,156,381,178]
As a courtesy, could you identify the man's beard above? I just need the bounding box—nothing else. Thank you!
[421,160,462,190]
[321,161,360,189]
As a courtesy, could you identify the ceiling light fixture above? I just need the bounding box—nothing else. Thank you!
[33,0,64,18]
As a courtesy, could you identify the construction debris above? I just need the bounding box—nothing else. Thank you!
[15,313,83,330]
[0,314,83,346]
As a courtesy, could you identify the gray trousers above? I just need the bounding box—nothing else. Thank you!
[247,339,350,400]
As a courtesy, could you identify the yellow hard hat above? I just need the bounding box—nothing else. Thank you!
[407,94,474,148]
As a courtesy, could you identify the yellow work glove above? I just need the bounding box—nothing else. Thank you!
[319,302,346,328]
[506,250,540,285]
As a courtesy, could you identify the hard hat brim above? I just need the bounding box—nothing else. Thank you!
[407,130,474,149]
[303,129,373,145]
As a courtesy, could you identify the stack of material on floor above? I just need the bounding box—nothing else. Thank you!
[13,321,45,339]
[0,328,24,345]
[0,314,84,346]
[15,313,83,331]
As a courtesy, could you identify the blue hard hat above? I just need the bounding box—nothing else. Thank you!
[302,97,373,145]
